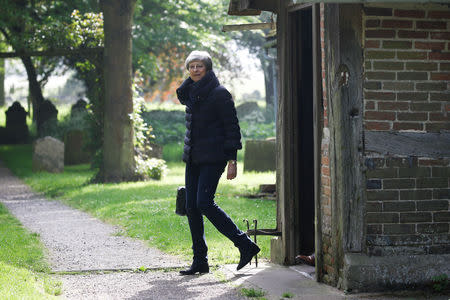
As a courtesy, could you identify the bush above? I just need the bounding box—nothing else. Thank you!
[162,142,183,162]
[240,121,275,140]
[135,156,167,180]
[132,96,167,180]
[141,110,185,145]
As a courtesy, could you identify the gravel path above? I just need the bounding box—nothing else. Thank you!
[0,162,246,299]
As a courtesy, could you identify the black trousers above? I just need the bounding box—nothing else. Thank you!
[185,161,250,264]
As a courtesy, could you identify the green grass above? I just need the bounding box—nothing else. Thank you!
[0,145,276,265]
[0,203,61,298]
[241,287,266,298]
[282,291,294,298]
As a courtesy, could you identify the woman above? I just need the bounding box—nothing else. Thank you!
[176,50,260,275]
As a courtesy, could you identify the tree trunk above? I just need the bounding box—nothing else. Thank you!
[0,58,4,107]
[21,55,44,126]
[99,0,136,182]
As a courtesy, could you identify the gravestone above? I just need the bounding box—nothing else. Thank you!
[236,101,265,122]
[244,138,276,172]
[64,130,91,165]
[147,142,163,159]
[37,100,58,137]
[32,136,64,173]
[71,98,88,117]
[5,101,29,143]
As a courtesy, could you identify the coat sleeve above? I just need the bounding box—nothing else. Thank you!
[215,87,242,161]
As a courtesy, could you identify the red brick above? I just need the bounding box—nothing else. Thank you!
[382,20,413,28]
[431,32,450,40]
[410,102,442,112]
[366,72,396,80]
[393,122,424,131]
[366,40,380,48]
[398,72,428,81]
[383,82,414,91]
[364,91,396,100]
[415,42,446,50]
[416,82,447,91]
[383,41,412,49]
[428,11,450,19]
[398,30,428,39]
[365,100,376,110]
[323,186,331,196]
[366,51,396,59]
[366,30,395,38]
[364,7,393,16]
[417,21,447,30]
[374,61,404,70]
[395,9,425,18]
[365,121,391,131]
[441,63,450,71]
[446,104,450,112]
[419,158,449,166]
[397,51,428,60]
[430,93,450,101]
[378,101,409,111]
[397,92,429,101]
[397,112,428,121]
[365,111,396,121]
[406,62,438,71]
[429,52,450,60]
[430,113,450,122]
[431,73,450,81]
[365,81,382,90]
[322,166,330,176]
[366,19,380,27]
[426,122,450,132]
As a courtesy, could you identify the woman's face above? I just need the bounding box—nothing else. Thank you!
[188,60,207,82]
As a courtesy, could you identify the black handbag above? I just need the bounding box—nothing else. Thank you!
[175,186,186,216]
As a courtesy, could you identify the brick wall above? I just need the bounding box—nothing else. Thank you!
[320,2,334,284]
[365,156,450,255]
[364,6,450,132]
[363,4,450,256]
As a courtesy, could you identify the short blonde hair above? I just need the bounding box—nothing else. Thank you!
[185,50,212,71]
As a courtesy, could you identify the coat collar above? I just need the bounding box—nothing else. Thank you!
[176,71,219,106]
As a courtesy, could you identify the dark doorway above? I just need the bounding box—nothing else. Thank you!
[290,7,315,255]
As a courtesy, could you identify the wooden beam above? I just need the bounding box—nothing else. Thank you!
[222,22,275,32]
[0,47,104,58]
[248,0,278,12]
[365,132,450,157]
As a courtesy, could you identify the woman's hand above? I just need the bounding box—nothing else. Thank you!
[227,160,237,180]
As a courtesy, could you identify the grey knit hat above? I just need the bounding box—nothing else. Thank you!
[185,50,213,71]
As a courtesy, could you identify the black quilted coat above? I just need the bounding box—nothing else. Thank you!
[176,71,242,164]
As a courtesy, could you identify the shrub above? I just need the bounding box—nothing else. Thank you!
[240,121,275,140]
[132,93,167,180]
[135,156,167,180]
[141,110,185,145]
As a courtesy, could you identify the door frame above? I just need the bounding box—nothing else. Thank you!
[275,3,322,278]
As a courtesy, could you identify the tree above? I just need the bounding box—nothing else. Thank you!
[99,0,136,182]
[0,0,98,127]
[132,0,236,101]
[231,12,276,116]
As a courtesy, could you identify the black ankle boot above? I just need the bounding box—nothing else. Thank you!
[237,242,260,271]
[180,262,209,275]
